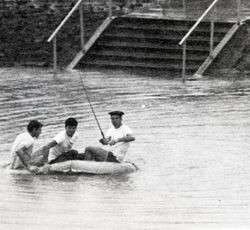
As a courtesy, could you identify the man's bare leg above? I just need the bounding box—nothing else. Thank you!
[29,146,50,166]
[84,146,109,162]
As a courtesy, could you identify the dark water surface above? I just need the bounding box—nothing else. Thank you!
[0,67,250,230]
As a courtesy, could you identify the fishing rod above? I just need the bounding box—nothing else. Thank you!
[79,73,105,139]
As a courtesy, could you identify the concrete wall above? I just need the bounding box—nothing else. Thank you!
[1,0,250,71]
[0,0,152,67]
[207,23,248,74]
[234,20,250,71]
[0,0,124,67]
[206,21,250,76]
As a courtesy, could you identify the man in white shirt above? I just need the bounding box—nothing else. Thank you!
[10,118,79,173]
[84,111,135,163]
[47,117,79,164]
[10,120,46,172]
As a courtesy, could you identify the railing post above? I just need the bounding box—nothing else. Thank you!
[237,0,241,24]
[182,41,186,81]
[47,0,84,43]
[109,0,112,18]
[210,5,215,55]
[53,36,57,72]
[79,0,84,50]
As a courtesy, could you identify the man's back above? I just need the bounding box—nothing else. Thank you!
[10,132,34,169]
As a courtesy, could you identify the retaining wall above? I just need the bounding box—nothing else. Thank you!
[0,0,121,67]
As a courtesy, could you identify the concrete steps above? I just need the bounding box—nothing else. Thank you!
[89,49,208,61]
[80,58,200,72]
[77,17,235,75]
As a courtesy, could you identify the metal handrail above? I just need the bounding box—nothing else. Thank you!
[179,0,242,80]
[47,0,114,72]
[48,0,83,43]
[179,0,219,46]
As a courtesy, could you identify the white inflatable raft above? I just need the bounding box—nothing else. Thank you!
[4,160,138,175]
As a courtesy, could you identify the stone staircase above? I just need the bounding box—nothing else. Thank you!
[76,16,235,75]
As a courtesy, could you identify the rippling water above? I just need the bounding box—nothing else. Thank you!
[0,67,250,230]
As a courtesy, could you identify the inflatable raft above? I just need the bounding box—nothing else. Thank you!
[4,160,138,175]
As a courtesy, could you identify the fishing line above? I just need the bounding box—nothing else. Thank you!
[79,72,105,139]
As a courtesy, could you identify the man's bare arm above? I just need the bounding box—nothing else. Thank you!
[109,134,135,145]
[15,147,39,172]
[31,140,58,164]
[16,146,31,168]
[117,134,135,143]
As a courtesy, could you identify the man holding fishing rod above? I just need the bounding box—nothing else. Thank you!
[10,73,135,172]
[79,74,135,163]
[84,111,135,163]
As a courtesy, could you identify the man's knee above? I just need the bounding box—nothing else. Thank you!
[93,149,109,162]
[30,155,45,167]
[65,149,79,159]
[85,146,95,153]
[84,146,95,160]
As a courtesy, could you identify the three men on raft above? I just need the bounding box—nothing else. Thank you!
[9,111,135,173]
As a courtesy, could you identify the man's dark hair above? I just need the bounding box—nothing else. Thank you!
[27,120,43,132]
[65,117,78,127]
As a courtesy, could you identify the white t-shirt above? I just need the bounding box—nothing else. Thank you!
[10,132,35,169]
[105,124,133,162]
[48,130,79,162]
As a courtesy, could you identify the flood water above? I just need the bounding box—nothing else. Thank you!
[0,67,250,230]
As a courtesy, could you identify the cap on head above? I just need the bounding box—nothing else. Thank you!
[108,111,124,117]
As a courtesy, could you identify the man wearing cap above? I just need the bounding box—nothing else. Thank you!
[84,111,135,163]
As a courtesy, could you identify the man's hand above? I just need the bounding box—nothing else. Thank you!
[42,164,51,174]
[27,165,40,173]
[99,138,109,145]
[109,140,117,146]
